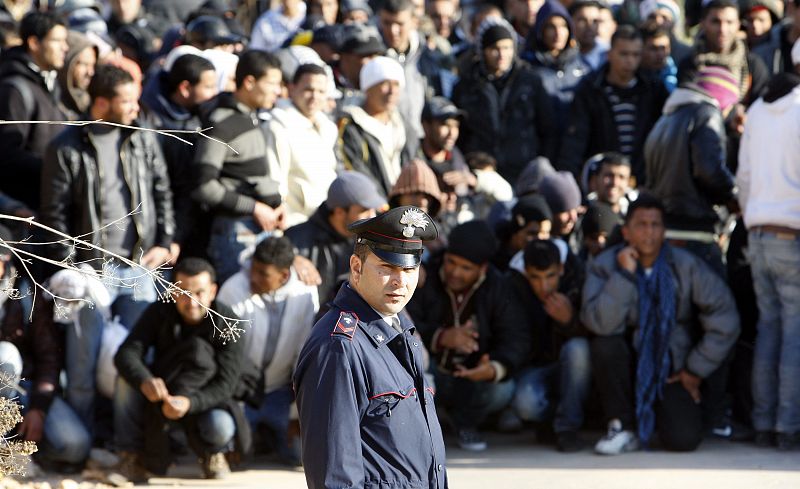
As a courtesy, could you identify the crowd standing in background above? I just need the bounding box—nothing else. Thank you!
[0,0,797,485]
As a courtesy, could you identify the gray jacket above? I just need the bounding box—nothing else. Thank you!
[580,243,739,378]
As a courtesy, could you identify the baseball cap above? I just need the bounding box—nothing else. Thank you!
[327,172,388,211]
[422,96,466,121]
[340,24,386,56]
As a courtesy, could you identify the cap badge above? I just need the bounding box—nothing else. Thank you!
[400,208,429,238]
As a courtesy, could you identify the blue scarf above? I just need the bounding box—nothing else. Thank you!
[634,247,676,447]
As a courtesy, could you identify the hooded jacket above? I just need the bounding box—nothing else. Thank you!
[523,0,591,134]
[453,36,557,184]
[388,159,444,217]
[0,46,66,210]
[58,31,96,118]
[737,74,800,229]
[644,87,735,232]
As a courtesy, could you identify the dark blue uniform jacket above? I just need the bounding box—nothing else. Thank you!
[294,282,448,489]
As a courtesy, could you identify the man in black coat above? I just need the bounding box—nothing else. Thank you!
[407,220,530,451]
[558,25,668,184]
[285,171,387,307]
[113,258,245,482]
[453,17,556,184]
[0,11,68,211]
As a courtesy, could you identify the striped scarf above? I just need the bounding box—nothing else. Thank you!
[634,248,676,447]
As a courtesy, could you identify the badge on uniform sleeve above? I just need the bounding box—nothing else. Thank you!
[331,312,359,340]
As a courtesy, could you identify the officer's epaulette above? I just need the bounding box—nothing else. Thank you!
[331,311,359,340]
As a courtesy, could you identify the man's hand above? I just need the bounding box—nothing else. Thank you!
[438,320,479,354]
[253,202,285,231]
[293,255,322,285]
[667,369,702,403]
[168,242,181,265]
[140,377,169,403]
[453,354,496,382]
[442,170,477,188]
[18,409,45,442]
[728,104,746,135]
[617,246,639,273]
[162,395,191,420]
[544,292,574,325]
[141,246,171,270]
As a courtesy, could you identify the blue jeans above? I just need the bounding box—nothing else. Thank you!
[208,215,272,285]
[114,377,235,454]
[245,386,293,457]
[0,343,90,465]
[64,265,156,434]
[511,337,591,433]
[433,369,515,430]
[748,230,800,434]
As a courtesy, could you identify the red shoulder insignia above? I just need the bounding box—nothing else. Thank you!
[331,311,359,340]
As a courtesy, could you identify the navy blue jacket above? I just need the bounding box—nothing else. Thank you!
[294,283,448,489]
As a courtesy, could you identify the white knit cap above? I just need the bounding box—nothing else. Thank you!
[792,38,800,67]
[359,56,405,92]
[163,45,203,72]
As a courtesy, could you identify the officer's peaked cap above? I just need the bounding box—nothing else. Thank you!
[348,206,439,268]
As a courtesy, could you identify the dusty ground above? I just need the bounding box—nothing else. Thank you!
[6,433,800,489]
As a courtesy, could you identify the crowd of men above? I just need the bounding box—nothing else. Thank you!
[0,0,798,483]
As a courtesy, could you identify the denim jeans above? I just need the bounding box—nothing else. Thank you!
[64,264,156,435]
[433,369,515,430]
[114,377,235,454]
[748,230,800,434]
[208,215,272,285]
[511,337,591,433]
[245,386,293,457]
[0,343,91,465]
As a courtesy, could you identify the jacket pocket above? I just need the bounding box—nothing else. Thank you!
[366,385,417,419]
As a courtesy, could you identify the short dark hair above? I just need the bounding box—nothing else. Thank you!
[380,0,414,14]
[252,236,295,270]
[624,193,665,224]
[598,152,631,169]
[19,12,64,49]
[292,63,327,85]
[523,239,561,271]
[641,25,671,43]
[568,0,603,17]
[166,54,215,95]
[88,64,134,101]
[353,241,370,264]
[701,0,739,19]
[235,49,282,88]
[611,24,642,48]
[466,151,497,171]
[174,257,217,283]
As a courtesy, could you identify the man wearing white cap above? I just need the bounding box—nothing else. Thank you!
[337,56,408,197]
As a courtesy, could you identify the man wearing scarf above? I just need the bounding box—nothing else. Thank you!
[580,194,740,455]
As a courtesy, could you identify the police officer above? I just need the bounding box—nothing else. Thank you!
[294,206,448,489]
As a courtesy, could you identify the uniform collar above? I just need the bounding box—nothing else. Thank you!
[331,282,415,348]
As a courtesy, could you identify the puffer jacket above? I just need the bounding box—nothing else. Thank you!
[644,87,735,233]
[40,123,175,266]
[580,243,740,379]
[453,58,557,184]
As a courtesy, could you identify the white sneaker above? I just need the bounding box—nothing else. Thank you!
[594,419,639,455]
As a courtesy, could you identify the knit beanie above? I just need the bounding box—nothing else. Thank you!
[582,202,622,236]
[388,160,444,217]
[515,157,557,197]
[511,195,552,232]
[360,56,405,92]
[447,220,499,265]
[476,18,516,52]
[539,171,582,214]
[695,65,740,112]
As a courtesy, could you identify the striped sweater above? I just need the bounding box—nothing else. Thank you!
[192,92,282,216]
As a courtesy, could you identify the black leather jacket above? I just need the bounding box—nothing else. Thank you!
[40,123,175,266]
[644,88,735,233]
